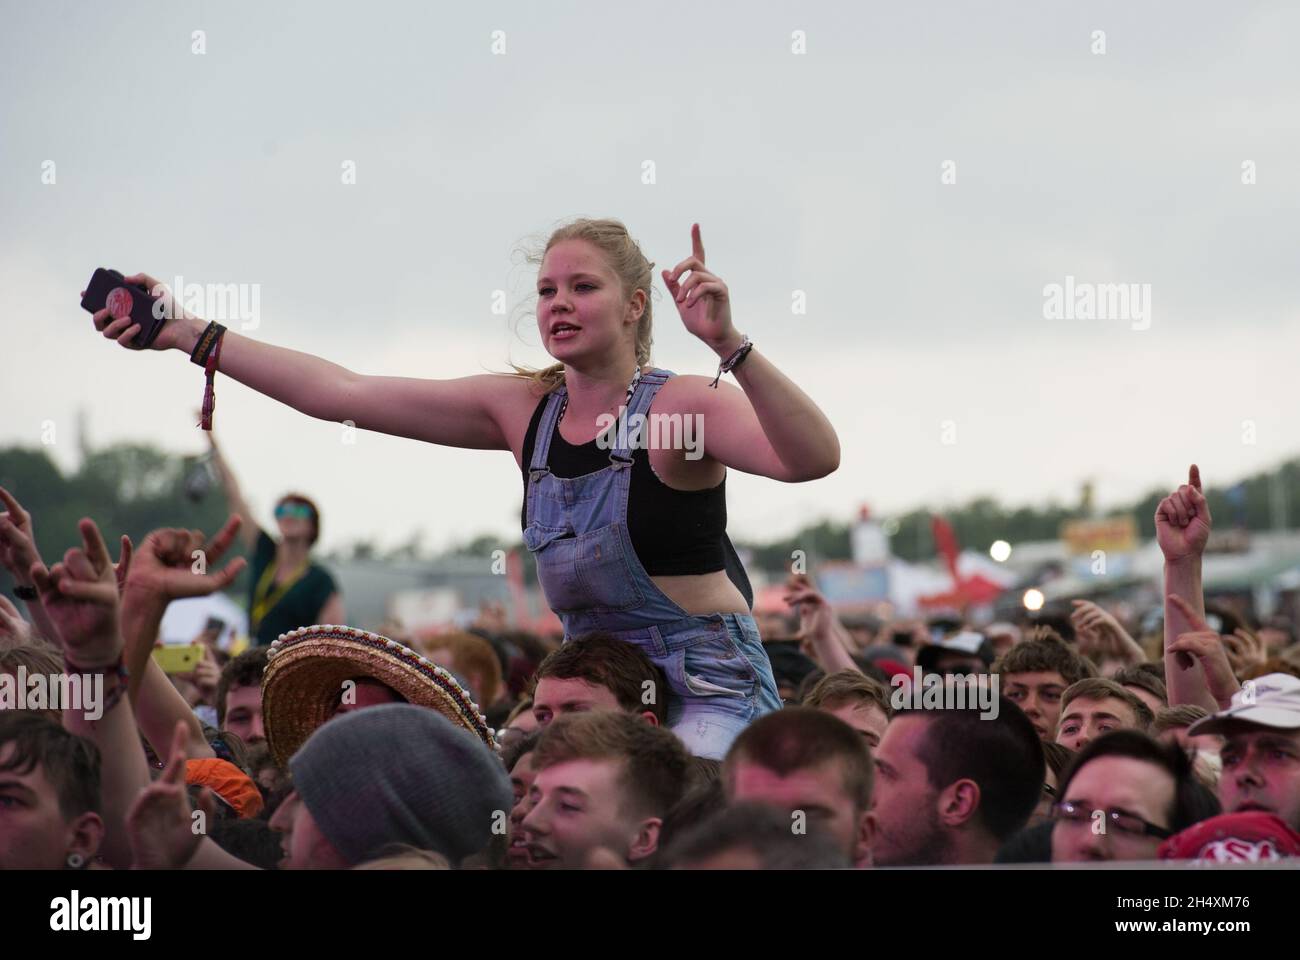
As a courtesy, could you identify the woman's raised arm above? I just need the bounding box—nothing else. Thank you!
[91,272,529,451]
[656,227,841,483]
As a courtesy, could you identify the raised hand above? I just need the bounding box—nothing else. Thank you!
[113,535,133,595]
[662,224,741,354]
[784,574,831,638]
[0,595,33,645]
[187,643,221,700]
[1222,628,1268,679]
[1070,599,1142,665]
[122,517,247,609]
[783,573,859,674]
[85,272,198,353]
[29,519,122,667]
[0,485,43,588]
[126,721,215,869]
[1155,465,1212,563]
[1166,594,1240,708]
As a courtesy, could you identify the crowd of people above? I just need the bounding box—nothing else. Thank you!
[2,218,1297,871]
[2,462,1299,871]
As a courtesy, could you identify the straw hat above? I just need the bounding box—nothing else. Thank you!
[262,624,497,767]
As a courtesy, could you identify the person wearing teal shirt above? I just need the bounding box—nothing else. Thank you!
[207,434,343,647]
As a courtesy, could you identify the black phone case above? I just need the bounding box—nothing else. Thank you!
[80,268,167,348]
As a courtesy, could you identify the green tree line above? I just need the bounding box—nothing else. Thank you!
[739,459,1300,571]
[0,444,239,594]
[3,445,1296,587]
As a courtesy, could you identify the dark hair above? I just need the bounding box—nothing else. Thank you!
[654,779,727,862]
[534,712,690,820]
[501,728,542,774]
[993,629,1097,685]
[795,668,825,704]
[995,820,1055,865]
[1111,665,1168,708]
[217,646,269,728]
[658,802,851,870]
[1060,677,1155,731]
[209,817,285,870]
[1041,741,1075,781]
[1057,730,1221,833]
[0,713,101,820]
[1031,612,1076,645]
[276,493,320,546]
[495,629,556,666]
[723,708,873,812]
[202,722,252,774]
[852,658,894,688]
[686,756,722,789]
[534,633,668,724]
[897,698,1044,842]
[1132,660,1167,684]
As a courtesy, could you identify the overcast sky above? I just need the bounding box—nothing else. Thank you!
[3,0,1297,555]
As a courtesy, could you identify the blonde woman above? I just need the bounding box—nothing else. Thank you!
[86,220,840,758]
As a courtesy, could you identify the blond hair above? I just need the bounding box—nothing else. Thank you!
[511,217,656,393]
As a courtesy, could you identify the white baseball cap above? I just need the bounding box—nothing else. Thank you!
[1188,673,1300,736]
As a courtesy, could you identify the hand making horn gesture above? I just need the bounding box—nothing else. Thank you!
[662,223,742,355]
[29,519,123,668]
[122,517,247,609]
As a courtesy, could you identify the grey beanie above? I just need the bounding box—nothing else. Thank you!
[289,703,512,866]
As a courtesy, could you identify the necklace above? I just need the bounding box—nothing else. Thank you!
[556,366,642,431]
[251,553,311,629]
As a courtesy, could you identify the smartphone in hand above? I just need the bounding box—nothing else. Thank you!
[81,268,167,348]
[152,643,204,674]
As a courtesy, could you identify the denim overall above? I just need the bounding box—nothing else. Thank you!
[523,368,782,758]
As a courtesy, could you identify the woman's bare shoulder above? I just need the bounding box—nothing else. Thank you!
[478,373,555,462]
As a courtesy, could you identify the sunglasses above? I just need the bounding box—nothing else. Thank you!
[275,503,314,520]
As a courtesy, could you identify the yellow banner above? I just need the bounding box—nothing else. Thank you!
[1060,516,1137,556]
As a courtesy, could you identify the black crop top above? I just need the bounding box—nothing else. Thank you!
[519,395,753,605]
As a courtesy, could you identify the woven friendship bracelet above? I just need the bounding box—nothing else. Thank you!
[708,335,754,388]
[62,653,130,716]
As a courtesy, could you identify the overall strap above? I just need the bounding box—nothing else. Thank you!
[528,386,567,477]
[611,368,674,463]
